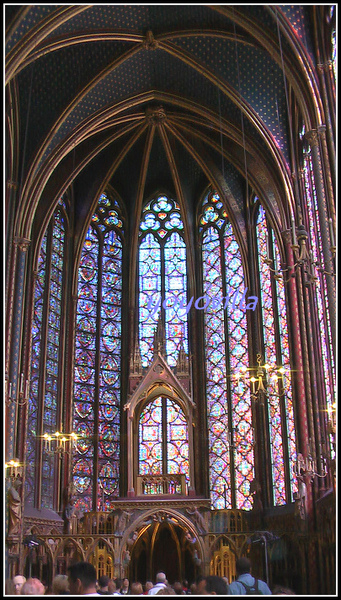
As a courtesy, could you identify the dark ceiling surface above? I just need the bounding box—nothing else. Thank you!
[5,4,322,241]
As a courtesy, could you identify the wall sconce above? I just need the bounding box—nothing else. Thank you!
[263,216,333,285]
[42,431,77,456]
[5,459,24,482]
[288,218,335,282]
[6,374,29,407]
[293,444,327,483]
[233,354,291,402]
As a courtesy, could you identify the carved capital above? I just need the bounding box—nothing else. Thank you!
[317,60,333,73]
[7,180,18,191]
[304,129,319,148]
[13,237,31,252]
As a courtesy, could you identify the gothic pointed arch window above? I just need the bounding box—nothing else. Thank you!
[299,130,336,458]
[26,198,68,508]
[72,192,124,512]
[199,190,254,510]
[138,194,188,367]
[138,396,190,491]
[255,203,297,504]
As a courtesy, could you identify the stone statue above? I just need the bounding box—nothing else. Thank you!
[114,509,132,536]
[250,478,263,513]
[294,473,307,520]
[186,506,207,534]
[7,476,22,536]
[62,484,76,533]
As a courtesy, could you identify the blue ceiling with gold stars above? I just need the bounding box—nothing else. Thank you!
[5,4,328,230]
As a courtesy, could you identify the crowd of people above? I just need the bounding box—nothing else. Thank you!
[6,558,296,595]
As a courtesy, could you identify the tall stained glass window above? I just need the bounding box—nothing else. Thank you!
[138,396,189,489]
[301,143,336,458]
[200,191,254,510]
[26,201,66,508]
[256,204,297,504]
[73,192,123,512]
[139,195,188,367]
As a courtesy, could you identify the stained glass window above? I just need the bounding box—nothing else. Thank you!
[73,193,123,512]
[301,149,336,458]
[138,396,189,488]
[200,191,254,510]
[139,195,188,367]
[256,204,296,504]
[26,205,66,507]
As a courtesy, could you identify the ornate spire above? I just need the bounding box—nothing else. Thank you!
[153,315,166,359]
[130,335,143,376]
[176,338,189,376]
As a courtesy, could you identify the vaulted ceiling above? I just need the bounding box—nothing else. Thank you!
[5,5,325,245]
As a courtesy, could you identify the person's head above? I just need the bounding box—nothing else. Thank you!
[190,582,197,595]
[272,585,296,595]
[108,580,117,594]
[156,572,167,584]
[196,575,229,595]
[121,577,129,590]
[67,561,97,595]
[235,556,252,577]
[13,575,26,595]
[114,578,122,590]
[52,574,70,594]
[98,575,110,591]
[20,577,45,595]
[108,579,117,594]
[144,581,154,592]
[130,582,143,595]
[155,587,173,595]
[173,581,184,594]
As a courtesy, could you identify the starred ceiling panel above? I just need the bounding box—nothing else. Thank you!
[6,4,325,229]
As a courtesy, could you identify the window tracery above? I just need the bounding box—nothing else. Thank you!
[72,193,123,512]
[26,201,66,508]
[139,195,188,368]
[256,204,296,504]
[200,191,253,510]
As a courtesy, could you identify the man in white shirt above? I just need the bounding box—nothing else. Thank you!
[148,572,168,595]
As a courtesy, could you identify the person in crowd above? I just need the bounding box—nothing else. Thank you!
[97,575,111,595]
[173,581,185,594]
[120,577,130,594]
[144,581,154,595]
[148,573,168,595]
[20,577,46,595]
[51,574,70,595]
[12,575,26,595]
[6,579,16,594]
[130,582,144,595]
[189,582,197,595]
[182,580,190,594]
[107,579,121,595]
[67,562,100,596]
[272,585,296,595]
[227,557,272,595]
[155,587,174,596]
[196,575,229,595]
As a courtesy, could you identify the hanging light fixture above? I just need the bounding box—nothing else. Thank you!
[42,431,77,456]
[6,373,29,407]
[232,353,291,403]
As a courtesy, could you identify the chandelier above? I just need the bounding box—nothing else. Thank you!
[42,431,77,456]
[233,353,291,402]
[293,442,327,482]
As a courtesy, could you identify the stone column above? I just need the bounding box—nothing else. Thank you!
[6,237,30,461]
